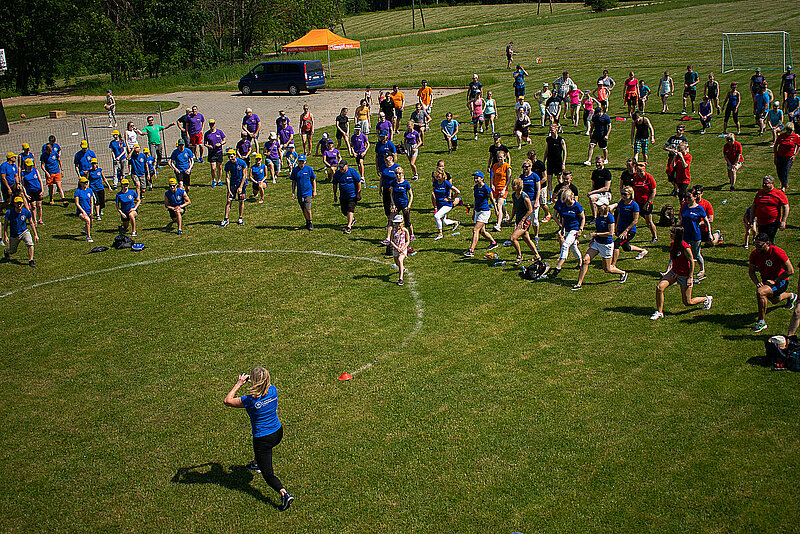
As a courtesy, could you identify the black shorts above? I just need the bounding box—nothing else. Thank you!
[175,171,191,186]
[92,188,106,210]
[639,202,653,215]
[546,160,563,176]
[590,135,607,149]
[683,89,696,101]
[355,153,364,164]
[340,197,357,215]
[614,230,636,251]
[26,189,43,202]
[228,184,245,201]
[208,152,223,163]
[1,184,12,202]
[336,131,345,140]
[395,109,403,121]
[725,106,739,123]
[168,206,186,220]
[514,121,529,137]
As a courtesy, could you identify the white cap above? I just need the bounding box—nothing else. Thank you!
[594,196,610,207]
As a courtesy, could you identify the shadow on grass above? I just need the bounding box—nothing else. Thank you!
[353,272,397,283]
[746,355,772,368]
[171,463,278,509]
[703,256,748,267]
[681,311,754,329]
[50,234,84,241]
[603,305,653,317]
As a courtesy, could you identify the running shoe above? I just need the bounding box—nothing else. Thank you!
[381,238,390,246]
[211,181,216,188]
[343,227,352,234]
[452,220,460,231]
[463,250,475,257]
[583,160,592,166]
[258,199,264,204]
[238,218,244,225]
[28,260,36,268]
[694,273,707,282]
[493,224,502,232]
[703,295,713,310]
[786,293,798,310]
[96,215,102,221]
[635,249,649,260]
[433,234,443,241]
[220,219,229,227]
[131,231,137,237]
[619,272,628,283]
[279,493,294,511]
[650,310,664,320]
[571,284,582,291]
[177,229,182,235]
[650,237,658,244]
[246,460,261,473]
[87,237,94,243]
[752,320,767,332]
[398,279,404,286]
[486,242,499,251]
[410,235,416,242]
[541,214,551,223]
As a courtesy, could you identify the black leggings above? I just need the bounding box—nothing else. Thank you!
[253,426,284,493]
[724,106,739,124]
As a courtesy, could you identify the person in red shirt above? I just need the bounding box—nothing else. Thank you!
[651,226,713,320]
[774,122,800,191]
[693,185,722,246]
[723,133,744,191]
[632,162,658,243]
[748,233,796,332]
[750,175,790,243]
[664,140,691,200]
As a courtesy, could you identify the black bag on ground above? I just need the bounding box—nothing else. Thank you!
[764,338,800,371]
[658,204,677,227]
[112,234,134,249]
[522,259,549,281]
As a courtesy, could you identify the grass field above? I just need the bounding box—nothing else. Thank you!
[5,100,180,122]
[3,1,800,532]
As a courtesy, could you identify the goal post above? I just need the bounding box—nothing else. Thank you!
[722,32,793,74]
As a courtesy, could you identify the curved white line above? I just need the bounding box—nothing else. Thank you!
[1,249,424,379]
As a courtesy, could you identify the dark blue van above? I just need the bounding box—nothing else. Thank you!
[238,60,326,96]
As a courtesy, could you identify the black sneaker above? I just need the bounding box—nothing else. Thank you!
[2,250,9,261]
[486,242,499,251]
[308,222,314,231]
[29,260,36,267]
[619,272,628,284]
[246,460,261,473]
[279,492,294,511]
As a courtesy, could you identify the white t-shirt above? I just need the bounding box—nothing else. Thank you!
[125,130,138,150]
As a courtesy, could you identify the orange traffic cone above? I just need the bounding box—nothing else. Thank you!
[338,372,352,381]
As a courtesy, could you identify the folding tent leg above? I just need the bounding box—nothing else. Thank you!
[328,49,331,77]
[359,48,364,75]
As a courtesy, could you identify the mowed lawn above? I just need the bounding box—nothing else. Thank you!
[3,2,800,532]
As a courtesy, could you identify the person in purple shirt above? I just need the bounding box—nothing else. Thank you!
[321,139,340,182]
[376,112,393,141]
[242,108,261,140]
[263,132,281,183]
[350,124,370,178]
[236,133,253,183]
[403,120,422,180]
[276,110,290,130]
[277,119,295,169]
[186,106,205,163]
[203,119,226,187]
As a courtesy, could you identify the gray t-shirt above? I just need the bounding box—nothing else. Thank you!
[512,191,531,223]
[410,109,429,128]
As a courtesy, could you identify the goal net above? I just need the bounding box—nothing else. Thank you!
[722,32,793,73]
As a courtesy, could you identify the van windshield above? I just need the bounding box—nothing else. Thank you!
[306,62,324,74]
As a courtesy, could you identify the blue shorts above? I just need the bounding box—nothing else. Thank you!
[771,279,789,296]
[515,87,525,98]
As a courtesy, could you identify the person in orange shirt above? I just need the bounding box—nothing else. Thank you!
[417,80,433,116]
[490,150,512,231]
[390,85,405,133]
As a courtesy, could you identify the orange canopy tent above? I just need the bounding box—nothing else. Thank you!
[282,29,364,76]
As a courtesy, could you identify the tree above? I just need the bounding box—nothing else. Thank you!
[584,0,617,12]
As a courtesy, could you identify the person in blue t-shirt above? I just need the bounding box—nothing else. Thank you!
[463,171,497,257]
[679,188,712,281]
[108,130,127,189]
[332,160,362,234]
[1,152,20,206]
[513,65,528,98]
[2,196,38,267]
[290,155,317,230]
[87,158,111,221]
[20,158,43,225]
[39,143,66,205]
[379,154,401,244]
[440,112,459,154]
[169,139,195,190]
[128,145,150,200]
[224,366,294,512]
[115,179,141,236]
[387,167,415,246]
[250,154,268,203]
[374,132,396,176]
[550,188,585,278]
[164,178,191,234]
[221,150,248,227]
[573,196,628,290]
[143,147,157,190]
[431,163,461,240]
[73,141,96,178]
[610,185,647,268]
[74,177,96,243]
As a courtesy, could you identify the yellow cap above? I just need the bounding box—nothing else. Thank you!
[6,152,16,159]
[80,140,88,148]
[120,178,129,185]
[168,178,178,185]
[13,196,23,203]
[209,118,216,124]
[24,158,34,166]
[91,158,98,164]
[112,130,120,135]
[21,143,30,149]
[143,147,149,153]
[226,148,236,155]
[133,144,140,149]
[254,153,263,159]
[79,177,89,183]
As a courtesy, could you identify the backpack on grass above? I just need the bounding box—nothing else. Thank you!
[765,337,800,371]
[112,234,134,249]
[522,259,549,281]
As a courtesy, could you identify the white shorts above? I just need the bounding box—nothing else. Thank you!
[589,240,613,259]
[473,210,491,224]
[590,191,612,203]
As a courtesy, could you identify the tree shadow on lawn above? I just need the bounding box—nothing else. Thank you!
[703,255,748,267]
[680,310,755,329]
[171,462,278,509]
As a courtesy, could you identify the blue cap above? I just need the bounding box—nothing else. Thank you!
[297,154,306,161]
[472,171,484,179]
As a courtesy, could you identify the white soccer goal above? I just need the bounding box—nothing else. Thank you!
[722,32,793,73]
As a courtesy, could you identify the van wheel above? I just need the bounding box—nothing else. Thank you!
[241,85,252,96]
[288,84,300,96]
[308,89,317,94]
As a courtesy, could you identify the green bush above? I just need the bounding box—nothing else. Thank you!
[585,0,617,12]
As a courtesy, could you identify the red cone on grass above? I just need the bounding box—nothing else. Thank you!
[338,372,352,381]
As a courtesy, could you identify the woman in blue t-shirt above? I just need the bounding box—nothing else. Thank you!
[573,196,628,290]
[224,367,294,511]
